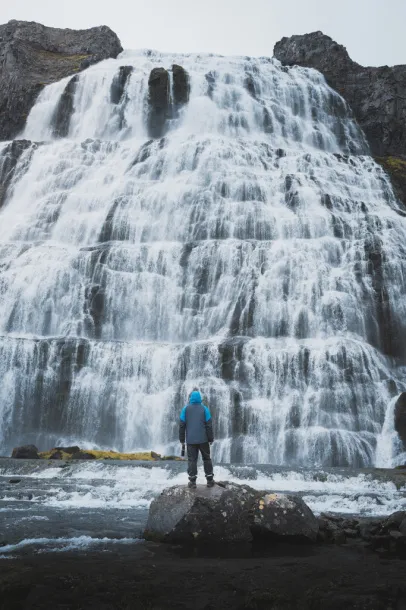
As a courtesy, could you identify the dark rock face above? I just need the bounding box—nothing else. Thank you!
[274,31,406,160]
[51,75,79,138]
[251,492,319,542]
[147,67,170,138]
[11,445,39,459]
[0,139,34,208]
[110,65,133,105]
[0,20,123,141]
[394,393,406,448]
[144,483,318,544]
[172,64,190,107]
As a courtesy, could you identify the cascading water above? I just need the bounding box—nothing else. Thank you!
[1,50,406,467]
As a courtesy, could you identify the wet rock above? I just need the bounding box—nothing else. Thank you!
[144,483,318,545]
[0,139,34,208]
[54,446,81,454]
[51,75,79,138]
[8,479,21,484]
[394,393,406,448]
[274,31,406,160]
[251,492,319,542]
[172,64,190,107]
[70,451,96,460]
[0,20,123,140]
[11,445,40,459]
[147,67,170,138]
[144,482,260,544]
[110,65,133,104]
[49,450,64,460]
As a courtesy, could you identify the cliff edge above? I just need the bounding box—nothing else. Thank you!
[0,20,122,140]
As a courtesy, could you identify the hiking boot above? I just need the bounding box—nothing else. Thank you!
[188,480,197,489]
[206,479,215,488]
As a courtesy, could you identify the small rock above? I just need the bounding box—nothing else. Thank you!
[8,479,21,484]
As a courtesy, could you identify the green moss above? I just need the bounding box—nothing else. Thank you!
[376,156,406,176]
[36,50,91,62]
[39,449,164,461]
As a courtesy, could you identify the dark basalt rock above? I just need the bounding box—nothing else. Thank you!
[144,483,318,544]
[0,139,34,208]
[274,31,406,161]
[51,75,79,138]
[394,393,406,448]
[110,65,133,104]
[251,493,319,542]
[54,445,80,454]
[147,67,170,138]
[0,20,123,141]
[70,451,96,460]
[172,64,190,107]
[11,445,39,459]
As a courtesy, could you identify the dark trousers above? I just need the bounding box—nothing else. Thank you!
[187,443,213,481]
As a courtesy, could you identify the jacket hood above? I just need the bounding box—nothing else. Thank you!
[189,391,202,404]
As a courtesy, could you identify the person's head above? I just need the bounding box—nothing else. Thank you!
[189,388,202,404]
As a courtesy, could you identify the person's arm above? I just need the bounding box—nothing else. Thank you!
[204,406,214,443]
[179,406,187,443]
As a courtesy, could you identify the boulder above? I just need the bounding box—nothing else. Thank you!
[144,482,318,545]
[54,446,81,454]
[147,67,170,138]
[394,393,406,447]
[251,492,319,542]
[0,20,123,141]
[11,445,39,459]
[70,451,96,460]
[144,482,258,544]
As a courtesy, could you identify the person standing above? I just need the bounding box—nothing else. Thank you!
[179,388,214,489]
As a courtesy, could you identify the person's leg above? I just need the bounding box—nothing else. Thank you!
[199,443,214,484]
[187,444,198,486]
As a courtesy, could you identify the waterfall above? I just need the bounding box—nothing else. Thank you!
[1,49,406,466]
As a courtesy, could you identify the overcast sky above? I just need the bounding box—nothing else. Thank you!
[0,0,405,67]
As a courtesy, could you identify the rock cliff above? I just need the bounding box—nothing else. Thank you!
[0,20,123,140]
[274,31,406,206]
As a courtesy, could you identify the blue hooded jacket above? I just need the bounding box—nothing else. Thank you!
[179,391,214,445]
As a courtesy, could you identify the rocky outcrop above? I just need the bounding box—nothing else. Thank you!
[144,483,318,544]
[0,20,123,141]
[51,75,79,138]
[146,65,190,138]
[0,139,34,208]
[110,65,133,105]
[147,67,170,138]
[11,445,39,459]
[274,31,406,161]
[394,393,406,448]
[172,64,190,107]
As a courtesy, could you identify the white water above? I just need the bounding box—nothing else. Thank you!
[0,50,406,466]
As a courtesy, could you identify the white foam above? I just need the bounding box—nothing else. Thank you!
[0,535,141,556]
[1,462,404,516]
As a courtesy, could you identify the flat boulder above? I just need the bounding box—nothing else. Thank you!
[251,492,319,542]
[11,445,39,459]
[144,482,258,544]
[144,482,318,545]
